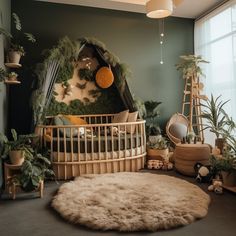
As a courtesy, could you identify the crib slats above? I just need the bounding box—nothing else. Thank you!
[37,115,146,180]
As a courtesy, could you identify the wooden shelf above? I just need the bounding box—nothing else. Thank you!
[4,80,21,85]
[5,63,22,68]
[223,185,236,193]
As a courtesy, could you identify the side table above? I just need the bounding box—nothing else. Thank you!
[4,162,44,199]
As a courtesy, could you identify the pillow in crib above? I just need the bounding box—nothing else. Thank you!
[112,110,129,131]
[54,116,79,137]
[127,111,138,134]
[64,115,87,125]
[112,110,129,123]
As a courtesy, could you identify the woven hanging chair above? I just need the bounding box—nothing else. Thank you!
[166,113,189,145]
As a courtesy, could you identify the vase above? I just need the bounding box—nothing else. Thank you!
[221,170,236,187]
[8,51,21,64]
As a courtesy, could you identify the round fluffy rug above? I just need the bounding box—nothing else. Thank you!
[52,172,210,231]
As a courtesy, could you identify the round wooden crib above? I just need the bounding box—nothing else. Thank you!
[37,114,146,180]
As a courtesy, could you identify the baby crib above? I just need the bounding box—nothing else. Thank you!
[37,114,146,180]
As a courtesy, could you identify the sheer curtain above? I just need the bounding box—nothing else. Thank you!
[195,0,236,144]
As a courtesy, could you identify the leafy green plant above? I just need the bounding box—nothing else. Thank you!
[201,94,230,138]
[17,152,54,192]
[0,129,36,159]
[143,100,162,136]
[78,68,94,81]
[176,55,209,79]
[210,153,236,175]
[0,12,36,56]
[147,136,168,150]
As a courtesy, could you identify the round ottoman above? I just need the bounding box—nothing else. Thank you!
[174,143,210,176]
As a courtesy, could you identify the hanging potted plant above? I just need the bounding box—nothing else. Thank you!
[0,12,36,64]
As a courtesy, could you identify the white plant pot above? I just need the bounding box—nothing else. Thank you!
[9,150,25,165]
[8,51,21,64]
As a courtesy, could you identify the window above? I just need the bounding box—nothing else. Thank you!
[195,0,236,122]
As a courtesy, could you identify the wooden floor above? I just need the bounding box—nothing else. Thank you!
[0,170,236,236]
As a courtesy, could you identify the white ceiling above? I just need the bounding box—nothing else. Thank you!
[37,0,226,19]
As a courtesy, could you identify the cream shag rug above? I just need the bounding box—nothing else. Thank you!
[52,172,210,231]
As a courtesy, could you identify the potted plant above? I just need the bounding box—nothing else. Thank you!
[211,152,236,186]
[9,152,55,192]
[147,136,169,161]
[143,100,162,141]
[7,72,18,81]
[0,12,36,64]
[0,129,36,165]
[201,94,234,153]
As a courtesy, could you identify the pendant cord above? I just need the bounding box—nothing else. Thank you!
[159,19,165,64]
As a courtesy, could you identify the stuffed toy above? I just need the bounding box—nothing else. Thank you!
[147,160,163,169]
[147,160,173,170]
[208,180,223,194]
[194,162,213,183]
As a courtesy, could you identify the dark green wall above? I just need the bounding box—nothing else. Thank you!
[11,0,194,131]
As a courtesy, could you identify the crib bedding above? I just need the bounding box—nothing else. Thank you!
[46,134,142,153]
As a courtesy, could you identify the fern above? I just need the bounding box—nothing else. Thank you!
[12,12,21,31]
[24,33,36,43]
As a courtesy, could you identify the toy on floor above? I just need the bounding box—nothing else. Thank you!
[208,179,223,194]
[194,162,213,183]
[147,160,173,170]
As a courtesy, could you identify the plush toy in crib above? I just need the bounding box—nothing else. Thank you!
[110,127,126,136]
[208,179,223,194]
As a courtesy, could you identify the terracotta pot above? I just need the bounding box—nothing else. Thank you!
[147,148,169,161]
[8,51,21,64]
[215,138,225,154]
[8,76,18,81]
[9,150,25,165]
[221,170,236,187]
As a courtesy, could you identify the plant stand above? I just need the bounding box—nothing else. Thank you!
[4,163,44,199]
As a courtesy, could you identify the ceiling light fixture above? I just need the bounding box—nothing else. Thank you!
[146,0,173,19]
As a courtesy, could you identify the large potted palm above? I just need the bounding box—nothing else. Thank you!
[201,94,234,153]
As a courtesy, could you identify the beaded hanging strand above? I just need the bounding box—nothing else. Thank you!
[159,19,165,64]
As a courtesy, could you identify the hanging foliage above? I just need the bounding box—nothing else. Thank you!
[78,68,94,81]
[32,36,131,125]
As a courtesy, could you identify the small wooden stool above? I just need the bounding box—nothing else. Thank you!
[4,163,44,199]
[174,143,210,176]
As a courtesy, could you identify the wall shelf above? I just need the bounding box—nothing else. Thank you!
[5,63,22,68]
[4,80,21,85]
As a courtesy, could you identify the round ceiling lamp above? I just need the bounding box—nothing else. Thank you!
[146,0,173,18]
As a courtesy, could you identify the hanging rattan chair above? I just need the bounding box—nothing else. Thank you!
[166,113,189,145]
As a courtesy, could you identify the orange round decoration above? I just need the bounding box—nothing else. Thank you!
[95,67,114,89]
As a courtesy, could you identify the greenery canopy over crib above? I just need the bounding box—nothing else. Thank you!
[32,36,136,126]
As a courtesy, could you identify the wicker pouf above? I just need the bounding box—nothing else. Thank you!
[174,143,210,176]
